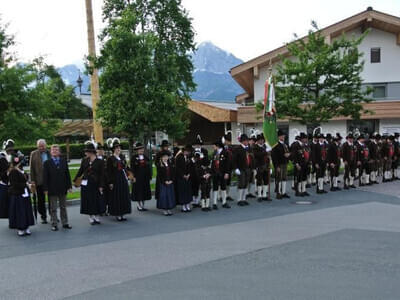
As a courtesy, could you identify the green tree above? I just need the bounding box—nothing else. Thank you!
[95,0,196,147]
[274,22,373,125]
[32,58,92,120]
[0,21,90,144]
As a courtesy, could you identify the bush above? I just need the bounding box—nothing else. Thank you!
[17,140,132,160]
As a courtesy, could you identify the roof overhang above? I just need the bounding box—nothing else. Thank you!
[188,100,238,122]
[230,8,400,97]
[237,101,400,123]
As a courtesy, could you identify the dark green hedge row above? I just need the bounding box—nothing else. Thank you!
[17,141,130,159]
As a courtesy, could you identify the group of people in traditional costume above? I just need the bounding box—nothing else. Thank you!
[271,129,400,199]
[0,128,399,236]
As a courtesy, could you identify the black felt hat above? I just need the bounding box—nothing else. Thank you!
[239,134,249,142]
[3,139,14,151]
[256,134,265,141]
[214,141,224,148]
[84,142,97,153]
[184,144,193,152]
[299,132,308,139]
[160,140,170,147]
[134,142,145,150]
[277,130,285,137]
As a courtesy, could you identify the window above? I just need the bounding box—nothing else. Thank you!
[347,120,378,136]
[372,85,386,98]
[370,48,381,63]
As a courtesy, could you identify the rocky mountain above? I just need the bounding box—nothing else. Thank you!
[191,41,244,102]
[57,41,244,101]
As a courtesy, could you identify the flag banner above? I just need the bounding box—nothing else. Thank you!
[263,76,278,148]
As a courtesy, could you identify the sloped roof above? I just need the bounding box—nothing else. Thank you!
[188,100,238,122]
[54,120,93,137]
[230,7,400,97]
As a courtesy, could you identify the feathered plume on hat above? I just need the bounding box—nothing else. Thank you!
[84,140,97,153]
[221,130,232,144]
[353,128,361,139]
[106,137,121,150]
[236,128,242,143]
[312,126,322,138]
[3,139,15,151]
[194,134,203,145]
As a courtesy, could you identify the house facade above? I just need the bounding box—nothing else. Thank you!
[230,7,400,143]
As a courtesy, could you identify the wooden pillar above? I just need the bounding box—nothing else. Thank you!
[85,0,103,144]
[66,137,70,162]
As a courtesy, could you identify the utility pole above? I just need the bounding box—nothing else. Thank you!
[85,0,104,144]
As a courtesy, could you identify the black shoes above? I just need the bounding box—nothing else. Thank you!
[227,196,234,201]
[282,194,290,199]
[276,193,283,199]
[222,203,231,209]
[51,226,58,231]
[349,185,356,189]
[212,204,218,210]
[257,197,263,202]
[246,193,256,199]
[41,219,48,224]
[137,207,148,212]
[63,224,72,229]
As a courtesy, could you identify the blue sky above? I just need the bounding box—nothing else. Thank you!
[1,0,399,66]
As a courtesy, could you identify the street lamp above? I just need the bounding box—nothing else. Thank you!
[76,71,83,94]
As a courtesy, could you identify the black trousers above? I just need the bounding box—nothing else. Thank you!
[316,162,326,179]
[212,173,227,191]
[344,162,356,180]
[200,180,211,199]
[36,185,49,220]
[237,168,251,189]
[256,167,269,186]
[329,163,339,177]
[296,164,308,182]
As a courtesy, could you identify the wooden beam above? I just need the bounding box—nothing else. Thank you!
[85,0,103,144]
[253,66,259,79]
[397,32,400,45]
[325,34,331,44]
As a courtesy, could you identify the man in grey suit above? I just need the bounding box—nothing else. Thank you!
[29,139,50,223]
[43,145,72,231]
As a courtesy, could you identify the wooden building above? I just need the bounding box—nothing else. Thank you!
[230,7,400,143]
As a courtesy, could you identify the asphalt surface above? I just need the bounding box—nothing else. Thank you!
[1,180,400,300]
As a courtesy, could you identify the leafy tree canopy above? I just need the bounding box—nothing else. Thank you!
[273,22,373,125]
[95,0,196,142]
[0,20,91,144]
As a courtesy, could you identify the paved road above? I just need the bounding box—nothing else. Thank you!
[1,181,400,300]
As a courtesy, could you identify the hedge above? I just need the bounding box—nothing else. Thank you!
[17,141,130,160]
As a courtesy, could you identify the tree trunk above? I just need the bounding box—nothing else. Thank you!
[128,136,134,161]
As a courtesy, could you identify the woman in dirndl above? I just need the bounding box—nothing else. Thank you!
[106,138,131,221]
[130,142,152,211]
[156,151,176,215]
[74,141,105,225]
[0,154,9,219]
[8,152,34,236]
